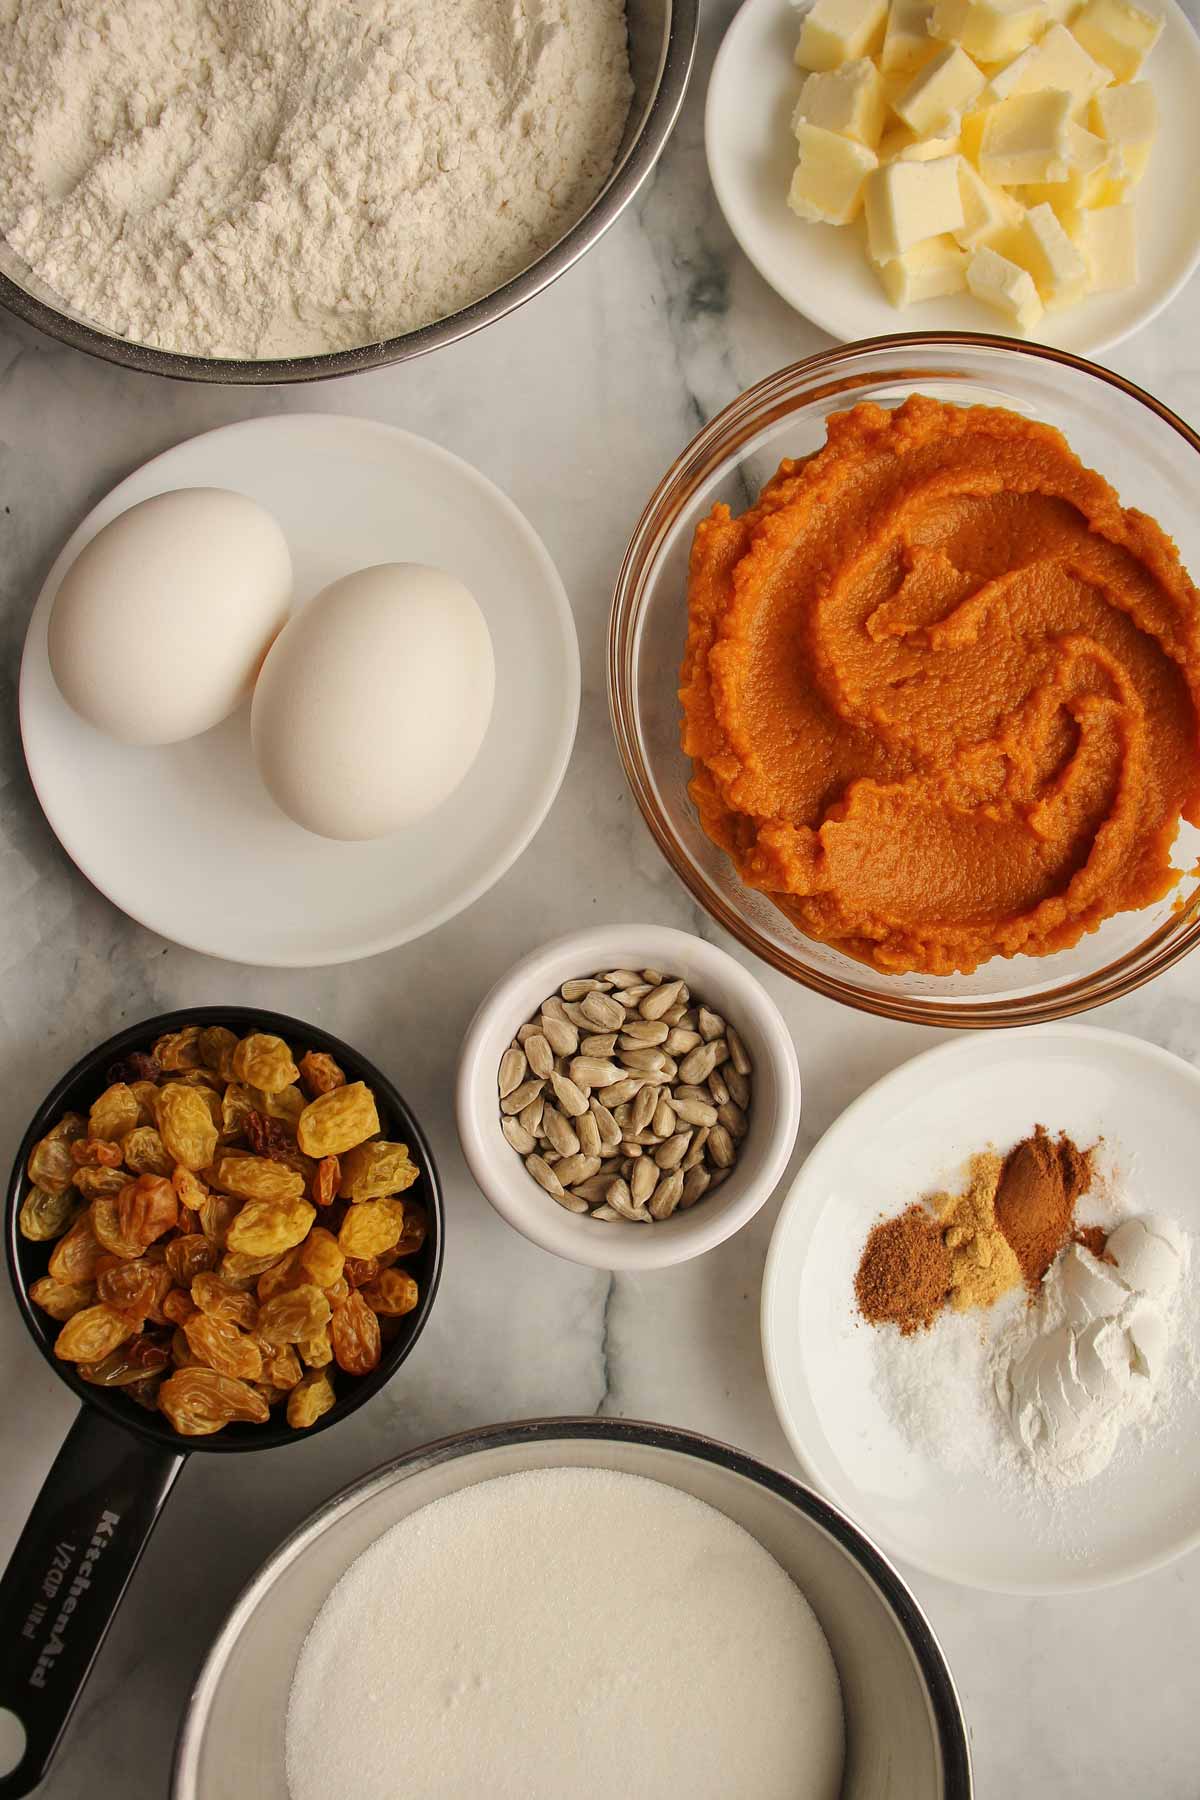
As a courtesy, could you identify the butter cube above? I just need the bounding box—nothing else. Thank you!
[1090,80,1157,183]
[864,154,966,259]
[986,23,1111,108]
[897,130,963,157]
[894,45,987,134]
[881,0,939,72]
[876,233,970,301]
[979,89,1073,184]
[795,0,889,71]
[1067,200,1137,288]
[794,59,889,146]
[959,103,990,164]
[788,124,879,222]
[967,243,1045,327]
[997,200,1088,301]
[929,0,1049,63]
[954,156,1024,245]
[1022,121,1111,210]
[1042,0,1083,17]
[1070,0,1162,79]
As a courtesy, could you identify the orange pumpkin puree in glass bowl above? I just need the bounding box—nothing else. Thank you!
[680,396,1200,978]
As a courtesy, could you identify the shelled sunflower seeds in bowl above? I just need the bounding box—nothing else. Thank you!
[13,1014,440,1438]
[499,969,754,1224]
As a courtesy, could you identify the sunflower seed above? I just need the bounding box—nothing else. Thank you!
[682,1127,711,1170]
[502,1116,536,1156]
[580,1032,618,1057]
[599,1076,643,1108]
[663,1027,702,1056]
[619,1019,670,1047]
[652,1097,676,1138]
[620,1139,644,1158]
[727,1027,752,1076]
[518,1094,545,1135]
[526,1153,565,1200]
[697,1007,725,1042]
[707,1067,730,1106]
[631,1158,658,1205]
[542,1103,580,1158]
[540,1015,578,1058]
[726,1066,751,1109]
[606,1179,651,1222]
[498,1047,528,1098]
[679,1009,700,1031]
[648,1170,684,1220]
[603,969,642,988]
[573,1175,617,1204]
[550,1070,589,1117]
[561,1000,595,1030]
[612,984,654,1006]
[707,1125,736,1168]
[672,1094,718,1129]
[678,1041,724,1085]
[680,1166,710,1208]
[661,1005,688,1026]
[640,979,683,1021]
[501,1076,544,1115]
[630,1083,658,1134]
[706,1167,731,1194]
[576,1110,602,1158]
[591,1205,623,1222]
[541,995,569,1023]
[555,1153,602,1188]
[641,968,663,985]
[562,977,609,1001]
[654,1130,692,1170]
[525,1033,554,1079]
[516,1023,542,1045]
[589,1099,622,1147]
[581,991,626,1031]
[717,1100,749,1141]
[673,1084,713,1106]
[619,1046,672,1075]
[570,1056,623,1089]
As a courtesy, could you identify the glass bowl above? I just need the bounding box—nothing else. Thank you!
[609,333,1200,1029]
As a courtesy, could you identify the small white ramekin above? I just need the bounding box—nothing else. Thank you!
[456,924,801,1270]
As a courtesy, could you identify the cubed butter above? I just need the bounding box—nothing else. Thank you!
[875,233,970,301]
[1022,121,1111,210]
[966,243,1045,326]
[1066,200,1137,288]
[954,156,1024,246]
[978,89,1073,184]
[1089,79,1157,183]
[1041,0,1083,18]
[795,0,889,71]
[880,0,939,72]
[929,0,1049,63]
[864,154,965,259]
[788,123,879,223]
[1070,0,1162,79]
[894,44,987,134]
[996,199,1088,301]
[897,130,963,157]
[985,22,1111,107]
[793,58,889,146]
[958,103,990,164]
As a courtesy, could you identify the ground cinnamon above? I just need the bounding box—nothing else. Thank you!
[1073,1224,1109,1260]
[854,1205,951,1335]
[993,1125,1094,1289]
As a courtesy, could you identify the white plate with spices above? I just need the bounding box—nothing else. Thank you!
[706,0,1200,355]
[761,1024,1200,1593]
[19,415,579,966]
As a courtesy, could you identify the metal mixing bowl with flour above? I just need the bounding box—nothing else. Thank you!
[0,0,696,385]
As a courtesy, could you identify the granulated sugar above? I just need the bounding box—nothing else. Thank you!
[285,1467,845,1800]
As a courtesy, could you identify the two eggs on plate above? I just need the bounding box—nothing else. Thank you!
[47,487,495,841]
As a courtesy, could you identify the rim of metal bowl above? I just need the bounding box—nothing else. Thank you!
[172,1415,973,1796]
[6,1006,444,1453]
[608,330,1200,1030]
[0,1,698,385]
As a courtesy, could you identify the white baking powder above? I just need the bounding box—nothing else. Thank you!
[0,0,633,357]
[284,1466,845,1800]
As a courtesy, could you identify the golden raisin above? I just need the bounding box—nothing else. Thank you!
[28,1126,83,1196]
[330,1291,381,1375]
[70,1138,124,1169]
[96,1258,171,1323]
[158,1367,270,1435]
[298,1331,333,1368]
[199,1192,240,1248]
[311,1155,340,1207]
[297,1226,344,1289]
[249,1084,306,1129]
[261,1344,303,1391]
[130,1081,161,1126]
[157,1084,219,1172]
[256,1250,302,1302]
[153,1027,204,1071]
[287,1367,336,1429]
[88,1084,140,1144]
[225,1195,315,1259]
[48,1214,105,1284]
[55,1304,137,1363]
[172,1164,209,1212]
[338,1141,420,1201]
[342,1255,380,1288]
[164,1234,217,1285]
[298,1051,346,1098]
[362,1269,419,1318]
[392,1201,430,1260]
[258,1284,331,1346]
[71,1165,127,1200]
[199,1026,239,1080]
[89,1198,144,1261]
[184,1312,263,1382]
[220,1247,287,1288]
[121,1127,175,1176]
[232,1034,300,1094]
[162,1289,198,1327]
[191,1273,259,1330]
[221,1083,256,1143]
[337,1197,406,1260]
[79,1335,171,1387]
[19,1185,79,1242]
[29,1276,95,1322]
[116,1175,179,1251]
[211,1154,305,1203]
[297,1082,380,1158]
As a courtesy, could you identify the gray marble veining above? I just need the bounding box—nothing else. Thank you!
[2,2,1200,1795]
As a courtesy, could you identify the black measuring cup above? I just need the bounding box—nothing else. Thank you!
[0,1007,443,1798]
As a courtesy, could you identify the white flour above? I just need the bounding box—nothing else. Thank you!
[0,0,633,357]
[285,1467,845,1800]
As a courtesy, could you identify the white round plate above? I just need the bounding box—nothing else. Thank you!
[762,1024,1200,1593]
[20,415,579,967]
[706,0,1200,356]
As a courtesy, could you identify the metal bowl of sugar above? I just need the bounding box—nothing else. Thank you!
[0,1,697,385]
[173,1418,972,1798]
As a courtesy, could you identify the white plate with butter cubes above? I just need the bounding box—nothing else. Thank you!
[706,0,1200,354]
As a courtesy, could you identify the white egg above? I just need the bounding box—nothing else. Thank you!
[48,487,292,746]
[251,563,495,841]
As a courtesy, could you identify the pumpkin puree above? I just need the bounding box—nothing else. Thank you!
[680,397,1200,975]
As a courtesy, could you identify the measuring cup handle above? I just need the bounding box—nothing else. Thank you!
[0,1406,185,1798]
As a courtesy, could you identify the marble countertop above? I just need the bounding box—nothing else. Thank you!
[2,3,1199,1795]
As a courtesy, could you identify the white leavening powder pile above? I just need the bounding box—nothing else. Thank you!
[0,0,633,358]
[285,1467,846,1800]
